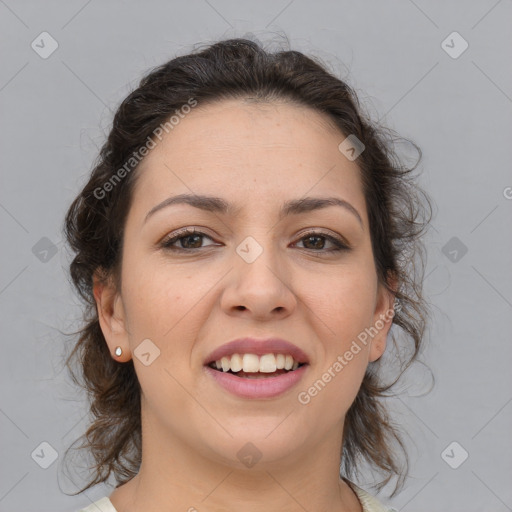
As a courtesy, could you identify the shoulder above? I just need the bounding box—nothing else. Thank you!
[77,496,118,512]
[348,482,396,512]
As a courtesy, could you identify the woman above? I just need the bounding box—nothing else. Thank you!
[63,37,432,512]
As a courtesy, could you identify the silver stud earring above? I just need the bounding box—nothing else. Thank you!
[115,346,123,357]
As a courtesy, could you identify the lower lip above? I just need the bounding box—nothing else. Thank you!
[204,365,308,399]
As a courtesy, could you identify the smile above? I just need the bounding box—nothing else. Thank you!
[208,352,305,375]
[204,354,308,399]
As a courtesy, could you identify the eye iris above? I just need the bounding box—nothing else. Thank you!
[303,235,325,250]
[180,233,203,249]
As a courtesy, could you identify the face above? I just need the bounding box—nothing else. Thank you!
[95,98,395,470]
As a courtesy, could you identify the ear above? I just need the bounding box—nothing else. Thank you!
[93,269,131,362]
[368,271,398,363]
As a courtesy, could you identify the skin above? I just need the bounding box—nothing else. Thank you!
[93,98,396,512]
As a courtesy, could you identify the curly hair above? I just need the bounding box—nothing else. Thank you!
[62,36,433,497]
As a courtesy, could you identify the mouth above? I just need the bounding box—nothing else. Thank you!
[204,360,308,399]
[206,353,308,379]
[203,337,310,398]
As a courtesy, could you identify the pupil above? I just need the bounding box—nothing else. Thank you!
[182,234,202,249]
[304,236,324,249]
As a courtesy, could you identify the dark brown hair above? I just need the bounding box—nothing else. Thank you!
[62,36,433,497]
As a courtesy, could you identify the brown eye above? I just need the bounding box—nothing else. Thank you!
[295,231,350,252]
[161,228,215,251]
[160,228,350,254]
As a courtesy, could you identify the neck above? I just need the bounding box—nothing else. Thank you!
[109,411,362,512]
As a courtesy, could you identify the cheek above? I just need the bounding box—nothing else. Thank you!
[299,267,376,410]
[297,352,367,436]
[120,257,212,369]
[121,248,187,322]
[306,265,377,338]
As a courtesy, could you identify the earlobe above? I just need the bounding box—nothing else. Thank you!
[93,271,131,362]
[368,277,397,363]
[368,341,385,363]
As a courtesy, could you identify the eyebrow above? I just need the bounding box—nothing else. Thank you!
[144,193,363,228]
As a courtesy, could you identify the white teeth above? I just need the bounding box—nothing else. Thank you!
[213,353,303,373]
[242,354,260,373]
[259,354,277,373]
[230,353,243,372]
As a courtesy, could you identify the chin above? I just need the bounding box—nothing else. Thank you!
[199,424,310,469]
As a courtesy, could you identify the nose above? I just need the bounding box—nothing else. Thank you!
[220,237,297,321]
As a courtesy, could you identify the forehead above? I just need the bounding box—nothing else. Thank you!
[130,98,366,223]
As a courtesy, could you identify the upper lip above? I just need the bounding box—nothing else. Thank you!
[204,337,310,365]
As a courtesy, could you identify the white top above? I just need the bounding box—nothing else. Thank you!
[78,484,394,511]
[79,496,117,512]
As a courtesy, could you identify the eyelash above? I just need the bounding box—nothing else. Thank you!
[160,228,350,254]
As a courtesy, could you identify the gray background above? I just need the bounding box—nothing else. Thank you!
[1,1,511,511]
